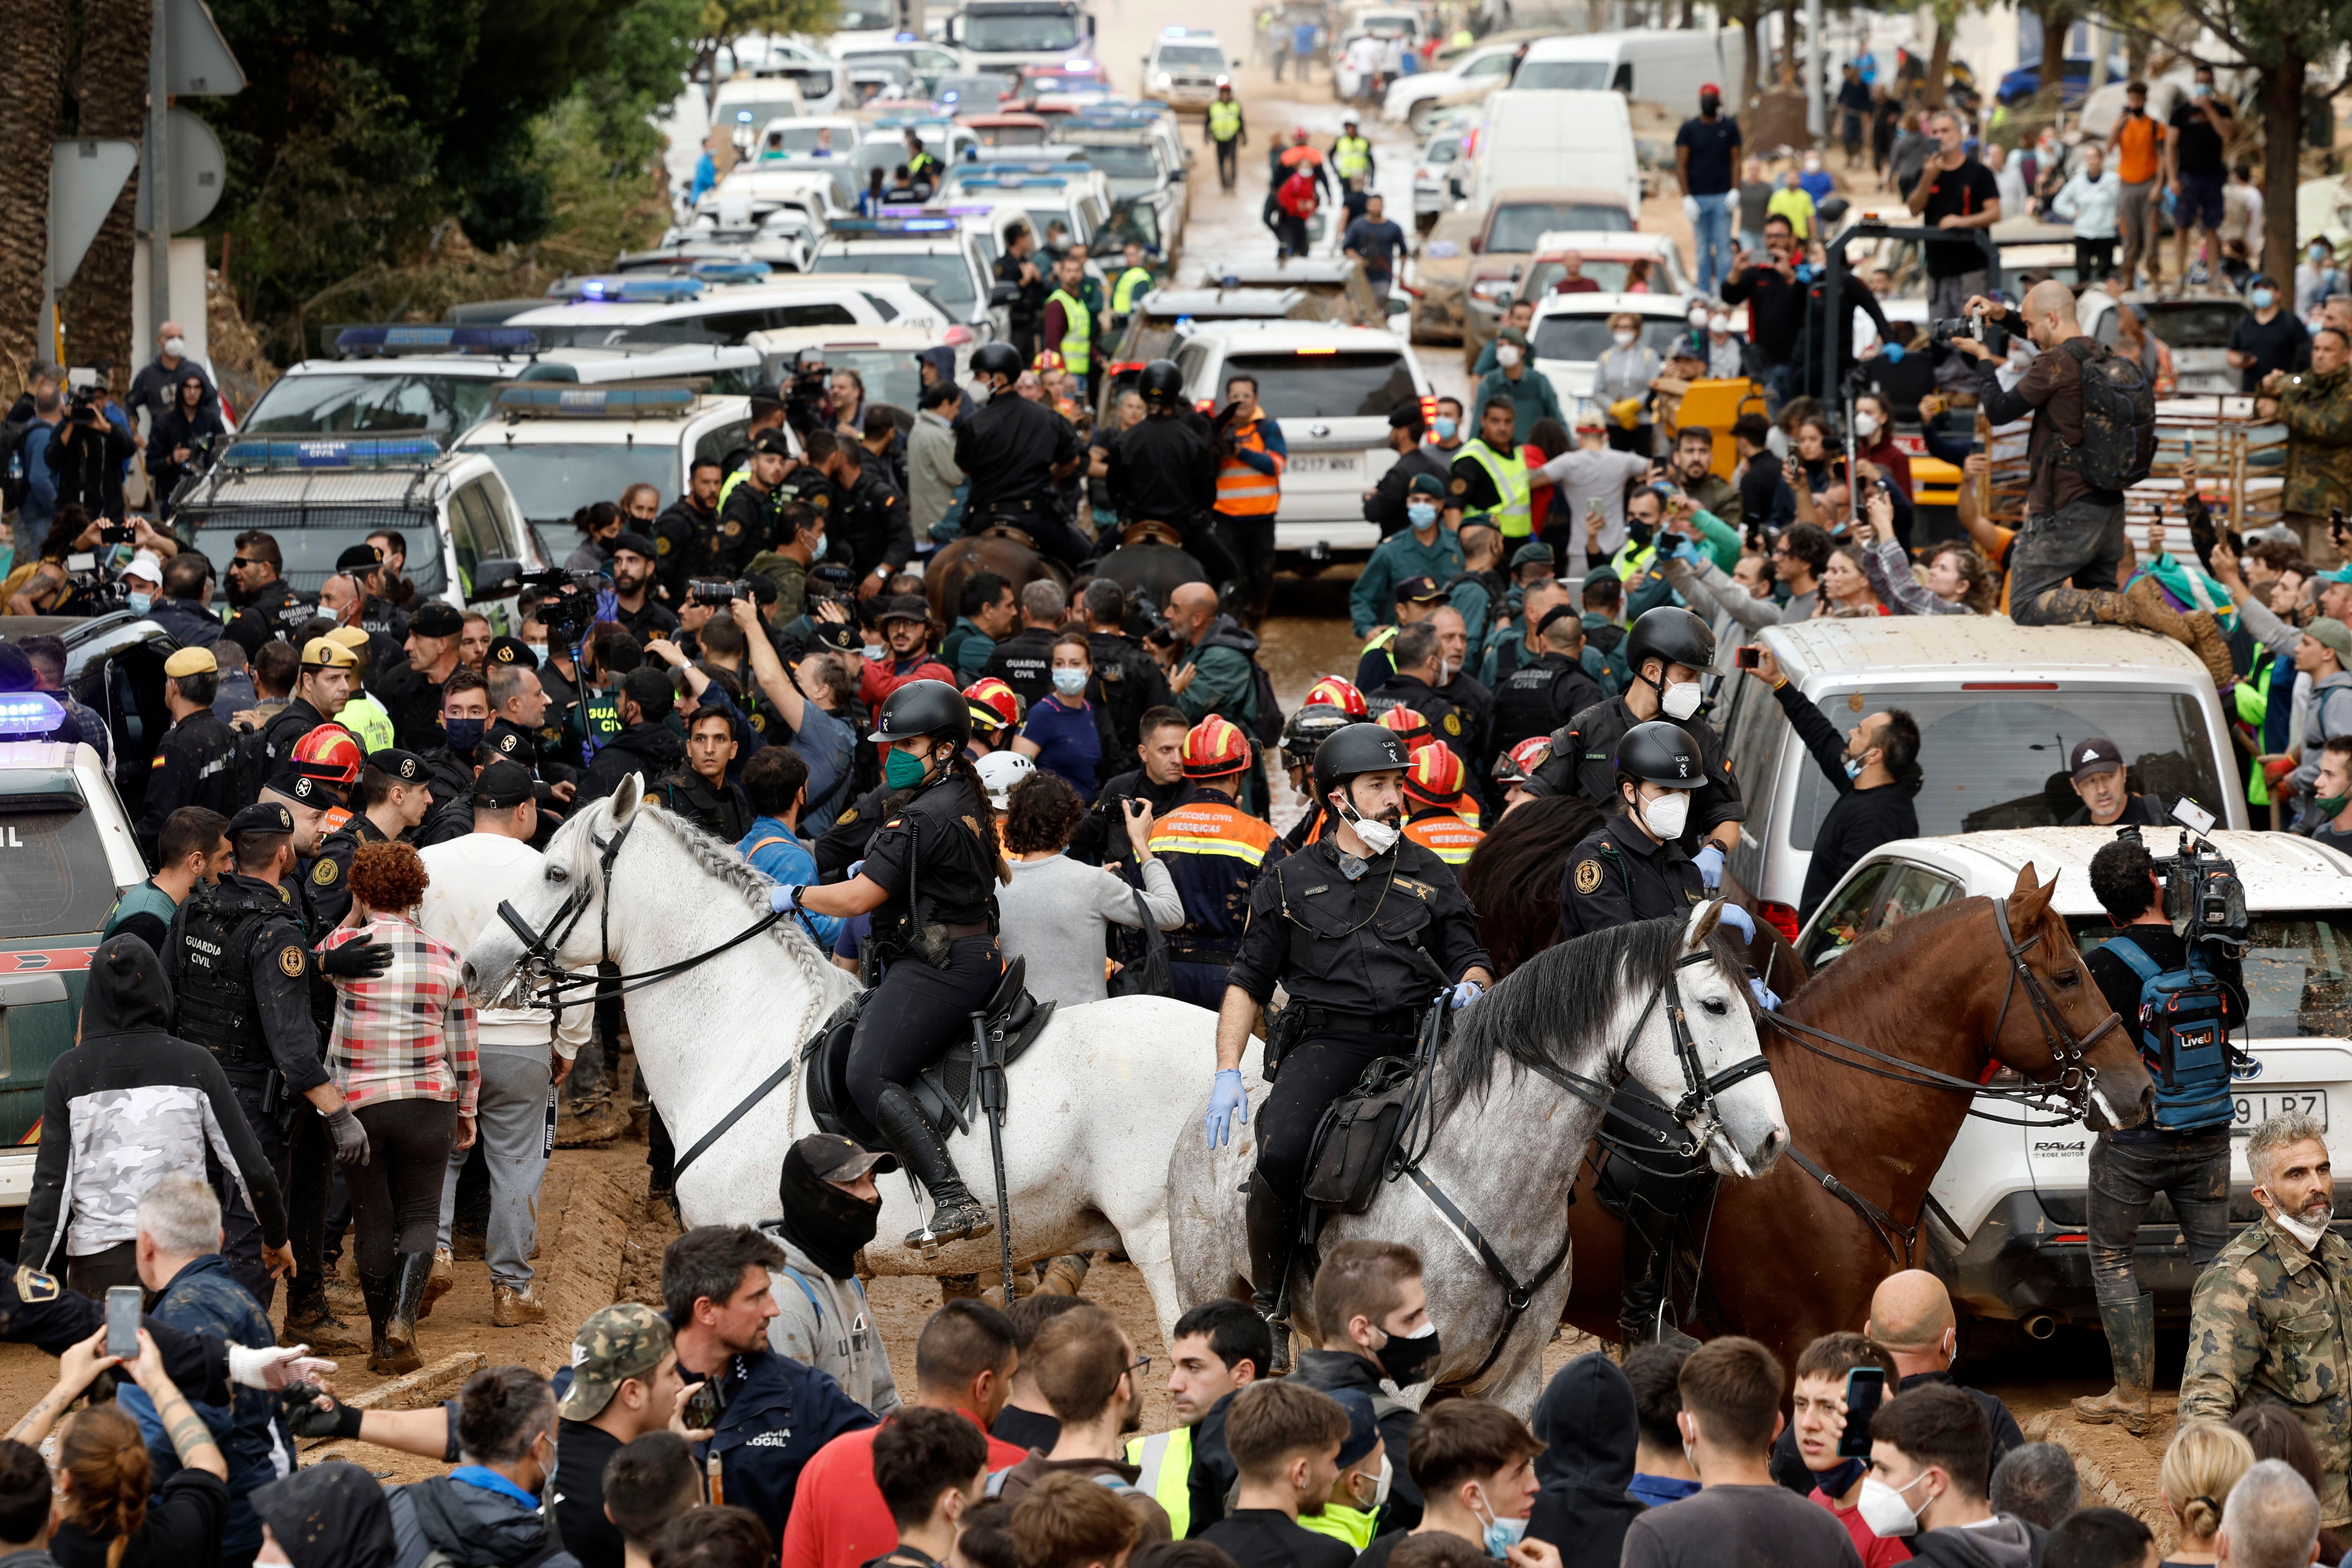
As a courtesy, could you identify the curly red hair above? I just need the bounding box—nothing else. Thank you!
[349,839,430,913]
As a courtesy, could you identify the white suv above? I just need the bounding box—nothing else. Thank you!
[1170,323,1433,558]
[1795,826,2352,1332]
[456,384,752,534]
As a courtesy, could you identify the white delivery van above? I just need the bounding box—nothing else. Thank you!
[1466,90,1640,223]
[1508,31,1740,105]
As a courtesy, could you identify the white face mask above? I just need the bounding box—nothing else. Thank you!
[1336,792,1400,856]
[163,336,187,357]
[1857,1473,1929,1538]
[1496,343,1522,368]
[1687,306,1708,328]
[1640,788,1690,841]
[1612,330,1637,348]
[1708,313,1732,334]
[2268,1195,2334,1250]
[1853,411,1879,439]
[1660,680,1702,721]
[1348,1453,1395,1511]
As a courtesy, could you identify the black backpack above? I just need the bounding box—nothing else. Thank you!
[2054,338,2156,493]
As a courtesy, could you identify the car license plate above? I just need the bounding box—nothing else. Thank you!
[2234,1089,2329,1132]
[1290,453,1363,478]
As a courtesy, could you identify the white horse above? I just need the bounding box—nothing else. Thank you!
[1167,903,1788,1415]
[460,778,1221,1338]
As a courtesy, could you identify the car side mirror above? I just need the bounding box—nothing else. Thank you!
[468,560,524,602]
[1468,235,1482,253]
[989,282,1022,306]
[1169,166,1184,180]
[1385,294,1412,317]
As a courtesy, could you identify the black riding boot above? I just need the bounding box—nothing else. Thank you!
[1617,1197,1699,1353]
[1245,1177,1299,1373]
[872,1083,993,1247]
[359,1269,400,1375]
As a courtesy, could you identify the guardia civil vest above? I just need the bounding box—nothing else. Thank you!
[1215,415,1281,516]
[1124,1427,1195,1538]
[172,879,285,1070]
[103,880,178,941]
[1208,100,1242,142]
[1333,134,1371,180]
[1113,266,1155,316]
[1457,439,1532,537]
[1048,286,1092,374]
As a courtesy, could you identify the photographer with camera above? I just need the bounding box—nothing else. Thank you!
[44,388,139,522]
[1952,283,2234,686]
[785,350,834,439]
[2072,828,2246,1439]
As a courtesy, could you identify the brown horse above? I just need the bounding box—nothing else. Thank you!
[1093,520,1206,617]
[1556,866,2155,1371]
[924,532,1065,626]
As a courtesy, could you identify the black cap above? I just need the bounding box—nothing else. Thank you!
[792,1132,899,1181]
[1393,575,1446,605]
[486,635,538,669]
[748,380,784,403]
[873,594,930,625]
[408,601,463,638]
[228,801,296,836]
[753,429,794,457]
[335,543,385,573]
[264,765,335,806]
[474,758,537,809]
[368,748,427,783]
[613,531,658,562]
[1535,603,1582,636]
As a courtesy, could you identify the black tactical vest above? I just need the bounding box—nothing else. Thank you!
[1494,652,1578,753]
[173,880,284,1069]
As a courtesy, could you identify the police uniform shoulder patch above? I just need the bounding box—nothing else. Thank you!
[1451,477,1467,494]
[1443,711,1462,735]
[1574,859,1604,895]
[724,521,743,537]
[839,808,859,824]
[657,537,673,554]
[313,858,339,885]
[279,945,307,977]
[12,1266,58,1303]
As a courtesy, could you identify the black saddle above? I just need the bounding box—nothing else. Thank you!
[801,956,1059,1146]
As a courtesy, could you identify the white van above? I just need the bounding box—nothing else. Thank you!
[1506,29,1738,103]
[1466,90,1639,221]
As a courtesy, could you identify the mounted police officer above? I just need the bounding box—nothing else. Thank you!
[954,342,1094,573]
[1094,360,1245,590]
[774,681,1008,1246]
[1558,720,1764,1350]
[163,801,386,1309]
[1530,607,1743,892]
[1208,723,1494,1340]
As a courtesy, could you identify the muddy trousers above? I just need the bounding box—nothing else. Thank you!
[2086,1130,2232,1309]
[2007,499,2130,625]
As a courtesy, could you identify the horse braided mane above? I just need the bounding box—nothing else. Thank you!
[1439,915,1742,1118]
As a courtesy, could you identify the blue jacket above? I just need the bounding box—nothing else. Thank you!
[739,816,845,948]
[674,1347,873,1545]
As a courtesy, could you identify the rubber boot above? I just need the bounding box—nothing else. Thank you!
[871,1084,993,1247]
[376,1252,432,1375]
[2072,1292,2155,1435]
[1245,1178,1298,1374]
[419,1246,453,1322]
[1618,1200,1701,1354]
[359,1270,402,1375]
[2121,576,2236,689]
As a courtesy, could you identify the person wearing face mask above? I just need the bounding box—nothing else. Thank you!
[1362,403,1455,541]
[1353,474,1464,635]
[1472,338,1563,471]
[1286,1242,1442,1539]
[1592,315,1660,457]
[1740,647,1919,919]
[1784,1335,1909,1568]
[1428,398,1467,456]
[1675,85,1743,299]
[127,321,220,430]
[1357,1402,1552,1568]
[2227,273,2313,393]
[1197,1381,1358,1568]
[1624,1338,1863,1568]
[759,1135,901,1415]
[1858,1385,2036,1568]
[781,681,1009,1245]
[2297,242,2349,319]
[386,1368,581,1568]
[1210,734,1493,1358]
[1699,306,1753,381]
[413,671,497,847]
[2165,65,2236,286]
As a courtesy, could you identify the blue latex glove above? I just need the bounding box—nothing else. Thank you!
[1748,976,1782,1012]
[1692,844,1726,890]
[847,859,866,880]
[768,884,803,914]
[1715,901,1756,943]
[1451,980,1483,1011]
[1882,342,1905,364]
[1205,1069,1249,1149]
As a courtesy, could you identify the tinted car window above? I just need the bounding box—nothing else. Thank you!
[809,252,975,307]
[1791,688,2223,848]
[1522,259,1656,296]
[2142,302,2245,350]
[1532,315,1688,360]
[966,11,1082,50]
[1488,204,1633,252]
[1157,45,1227,68]
[1068,144,1161,180]
[1222,352,1415,418]
[180,508,445,595]
[242,374,502,438]
[475,444,683,523]
[0,796,115,942]
[1802,860,1896,967]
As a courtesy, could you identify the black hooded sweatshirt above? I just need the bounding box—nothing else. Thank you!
[578,720,686,804]
[252,1462,398,1568]
[1527,1354,1648,1568]
[19,936,288,1273]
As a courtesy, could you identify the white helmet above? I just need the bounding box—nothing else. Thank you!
[975,750,1035,812]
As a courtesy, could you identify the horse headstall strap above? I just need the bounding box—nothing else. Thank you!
[1783,1145,1918,1267]
[1408,1166,1574,1384]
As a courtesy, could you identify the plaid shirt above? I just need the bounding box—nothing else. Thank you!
[320,916,479,1113]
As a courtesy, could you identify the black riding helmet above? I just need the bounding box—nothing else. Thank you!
[1139,359,1184,407]
[1280,704,1355,769]
[868,679,972,749]
[1615,720,1705,788]
[1311,722,1412,800]
[1623,607,1721,685]
[971,342,1024,381]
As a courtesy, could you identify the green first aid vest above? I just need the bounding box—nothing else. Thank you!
[1208,100,1242,141]
[1048,286,1092,374]
[1458,439,1532,538]
[339,694,396,755]
[1125,1427,1194,1538]
[1333,134,1371,179]
[1113,266,1154,316]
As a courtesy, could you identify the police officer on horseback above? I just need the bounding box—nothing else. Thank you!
[1093,360,1247,591]
[773,681,1009,1246]
[1208,723,1494,1338]
[954,342,1096,573]
[1558,720,1765,1350]
[1530,607,1743,890]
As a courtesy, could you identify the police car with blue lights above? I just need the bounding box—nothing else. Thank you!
[169,435,551,627]
[452,382,753,538]
[805,218,1003,340]
[943,160,1115,258]
[509,271,950,346]
[1140,27,1233,112]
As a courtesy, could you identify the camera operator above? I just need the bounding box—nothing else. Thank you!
[45,387,140,522]
[2071,831,2245,1438]
[1952,284,2232,685]
[785,350,833,438]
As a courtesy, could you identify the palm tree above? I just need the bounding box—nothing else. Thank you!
[62,0,154,386]
[0,0,70,388]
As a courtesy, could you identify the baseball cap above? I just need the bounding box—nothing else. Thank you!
[2319,564,2352,586]
[163,646,217,679]
[408,602,464,638]
[2307,617,2352,664]
[2068,738,2125,782]
[474,757,537,809]
[121,556,163,587]
[559,1304,674,1421]
[873,594,930,626]
[792,1132,899,1182]
[1393,575,1447,605]
[1328,1388,1382,1469]
[228,801,295,837]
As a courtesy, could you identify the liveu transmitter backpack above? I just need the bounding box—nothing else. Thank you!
[2106,935,2235,1133]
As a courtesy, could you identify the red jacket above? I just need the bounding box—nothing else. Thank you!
[860,652,957,752]
[780,1413,1028,1568]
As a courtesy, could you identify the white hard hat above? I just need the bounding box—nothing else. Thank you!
[976,750,1034,812]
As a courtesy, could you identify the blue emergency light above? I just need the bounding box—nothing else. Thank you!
[334,324,538,356]
[831,217,959,234]
[494,384,699,417]
[220,437,444,470]
[688,259,773,282]
[1063,59,1095,70]
[0,693,65,737]
[549,276,708,303]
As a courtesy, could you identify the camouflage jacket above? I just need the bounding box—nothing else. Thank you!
[2179,1211,2352,1522]
[2278,363,2352,519]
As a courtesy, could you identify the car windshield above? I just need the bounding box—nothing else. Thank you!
[725,99,803,133]
[1488,203,1632,251]
[1791,688,2224,848]
[810,249,975,306]
[242,373,503,438]
[1223,351,1414,418]
[460,444,680,524]
[1066,143,1159,179]
[804,350,926,410]
[1513,60,1611,90]
[939,75,1016,104]
[1531,314,1688,360]
[1158,45,1226,68]
[966,11,1083,50]
[837,0,895,25]
[974,122,1050,145]
[1423,139,1460,165]
[2139,301,2245,350]
[178,507,446,595]
[2072,914,2352,1040]
[1522,258,1657,296]
[765,124,855,154]
[0,795,114,942]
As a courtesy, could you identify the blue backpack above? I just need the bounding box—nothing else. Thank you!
[2106,935,2236,1133]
